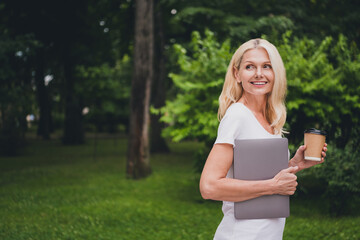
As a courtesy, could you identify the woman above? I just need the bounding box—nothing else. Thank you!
[199,39,327,240]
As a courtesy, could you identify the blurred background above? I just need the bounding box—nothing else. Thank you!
[1,0,359,239]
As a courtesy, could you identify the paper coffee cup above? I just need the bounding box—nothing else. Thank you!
[304,128,327,161]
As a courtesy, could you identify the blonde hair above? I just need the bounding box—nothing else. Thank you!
[218,39,287,135]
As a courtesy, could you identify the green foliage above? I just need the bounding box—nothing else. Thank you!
[159,30,232,145]
[170,1,295,44]
[76,55,132,133]
[224,15,293,42]
[277,32,360,145]
[162,30,360,147]
[299,140,360,216]
[0,34,38,155]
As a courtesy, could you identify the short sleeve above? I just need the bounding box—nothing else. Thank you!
[214,108,243,146]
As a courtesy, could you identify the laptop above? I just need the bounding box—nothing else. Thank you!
[233,138,289,219]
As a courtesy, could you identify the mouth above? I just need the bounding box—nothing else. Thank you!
[250,81,268,86]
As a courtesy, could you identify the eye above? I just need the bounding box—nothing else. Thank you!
[245,65,255,70]
[264,64,272,69]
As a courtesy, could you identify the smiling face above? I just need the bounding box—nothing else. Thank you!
[235,48,275,98]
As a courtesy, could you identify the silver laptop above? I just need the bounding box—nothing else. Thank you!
[233,138,289,219]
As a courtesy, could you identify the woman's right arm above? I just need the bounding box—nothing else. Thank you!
[199,143,299,202]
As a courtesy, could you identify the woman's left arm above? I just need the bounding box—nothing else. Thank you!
[288,143,327,173]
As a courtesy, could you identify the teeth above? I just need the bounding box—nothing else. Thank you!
[252,82,266,85]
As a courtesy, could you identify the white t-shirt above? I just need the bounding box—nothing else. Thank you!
[213,102,285,240]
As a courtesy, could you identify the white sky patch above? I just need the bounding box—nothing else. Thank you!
[15,51,23,57]
[44,75,53,86]
[26,114,35,122]
[82,107,90,115]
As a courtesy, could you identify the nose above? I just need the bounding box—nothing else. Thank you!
[255,68,263,78]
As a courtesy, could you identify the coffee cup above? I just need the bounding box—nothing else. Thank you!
[304,128,327,161]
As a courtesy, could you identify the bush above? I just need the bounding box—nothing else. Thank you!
[158,30,232,146]
[277,32,360,146]
[156,30,232,170]
[298,139,360,216]
[161,30,360,147]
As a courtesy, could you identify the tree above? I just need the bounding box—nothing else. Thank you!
[0,34,36,155]
[126,0,154,179]
[58,0,99,145]
[34,47,53,140]
[150,0,170,153]
[77,56,132,133]
[0,0,113,144]
[0,0,54,141]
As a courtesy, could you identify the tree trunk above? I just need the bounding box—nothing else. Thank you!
[126,0,154,179]
[150,1,169,153]
[62,52,84,145]
[35,48,52,140]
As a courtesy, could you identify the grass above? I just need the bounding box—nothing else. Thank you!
[0,134,359,240]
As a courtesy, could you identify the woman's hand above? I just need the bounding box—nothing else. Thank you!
[289,143,327,173]
[272,166,298,195]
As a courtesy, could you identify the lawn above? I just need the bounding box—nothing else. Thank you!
[0,134,359,240]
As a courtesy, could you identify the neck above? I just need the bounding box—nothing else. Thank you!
[239,94,267,115]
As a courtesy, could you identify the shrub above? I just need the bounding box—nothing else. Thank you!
[299,139,360,216]
[158,30,232,146]
[277,32,360,146]
[161,30,360,148]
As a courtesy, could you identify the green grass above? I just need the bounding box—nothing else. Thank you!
[1,135,359,240]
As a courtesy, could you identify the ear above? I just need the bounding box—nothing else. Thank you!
[233,66,241,83]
